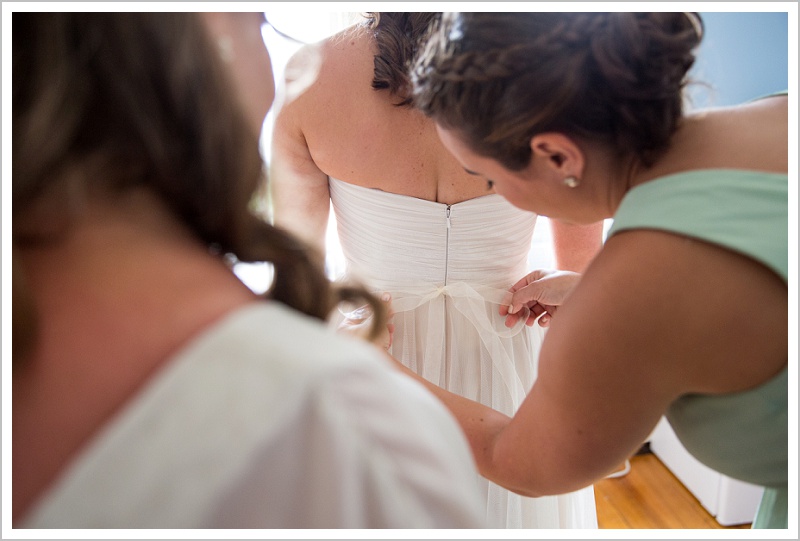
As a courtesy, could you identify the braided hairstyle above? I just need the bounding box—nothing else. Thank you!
[364,12,442,106]
[12,13,386,366]
[411,12,704,170]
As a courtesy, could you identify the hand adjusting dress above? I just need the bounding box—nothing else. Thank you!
[329,177,599,529]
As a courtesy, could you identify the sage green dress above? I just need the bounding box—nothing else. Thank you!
[607,168,788,528]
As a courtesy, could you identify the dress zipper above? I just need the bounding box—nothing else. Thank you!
[444,205,451,285]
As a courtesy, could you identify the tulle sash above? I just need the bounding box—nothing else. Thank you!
[370,281,533,410]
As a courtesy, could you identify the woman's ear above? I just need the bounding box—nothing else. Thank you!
[530,133,585,179]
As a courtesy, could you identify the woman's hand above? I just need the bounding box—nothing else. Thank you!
[500,270,582,328]
[337,293,395,350]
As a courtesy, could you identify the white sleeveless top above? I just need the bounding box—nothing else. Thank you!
[329,177,598,529]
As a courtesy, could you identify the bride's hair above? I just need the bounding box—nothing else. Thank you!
[412,12,703,170]
[363,12,441,106]
[12,12,387,366]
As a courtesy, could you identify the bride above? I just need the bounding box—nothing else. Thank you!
[269,12,603,528]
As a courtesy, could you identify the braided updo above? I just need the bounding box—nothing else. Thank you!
[411,12,704,170]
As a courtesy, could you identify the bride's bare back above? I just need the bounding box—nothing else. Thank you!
[275,25,486,204]
[270,22,603,267]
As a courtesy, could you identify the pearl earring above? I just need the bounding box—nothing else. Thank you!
[563,175,580,188]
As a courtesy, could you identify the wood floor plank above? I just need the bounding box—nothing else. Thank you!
[593,452,752,529]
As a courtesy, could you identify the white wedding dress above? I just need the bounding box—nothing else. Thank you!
[329,177,598,529]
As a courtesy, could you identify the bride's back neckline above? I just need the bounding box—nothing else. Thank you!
[292,26,497,206]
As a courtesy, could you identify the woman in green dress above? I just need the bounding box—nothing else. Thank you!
[402,12,788,528]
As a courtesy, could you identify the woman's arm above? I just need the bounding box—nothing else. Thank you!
[550,218,604,272]
[391,228,784,497]
[389,233,675,496]
[269,56,331,253]
[389,241,674,497]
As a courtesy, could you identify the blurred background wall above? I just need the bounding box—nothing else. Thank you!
[687,11,789,108]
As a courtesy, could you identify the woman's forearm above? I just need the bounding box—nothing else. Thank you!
[385,353,512,483]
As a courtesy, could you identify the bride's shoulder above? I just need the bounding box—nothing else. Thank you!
[285,25,373,92]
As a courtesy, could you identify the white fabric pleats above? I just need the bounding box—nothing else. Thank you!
[329,178,598,529]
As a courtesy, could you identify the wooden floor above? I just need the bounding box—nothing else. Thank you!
[594,451,752,529]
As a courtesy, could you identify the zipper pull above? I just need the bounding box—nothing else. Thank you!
[446,205,451,230]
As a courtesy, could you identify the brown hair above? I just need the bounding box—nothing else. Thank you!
[364,12,441,105]
[411,12,704,170]
[12,13,385,364]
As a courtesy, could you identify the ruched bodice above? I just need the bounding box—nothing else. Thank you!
[330,177,536,290]
[329,177,598,529]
